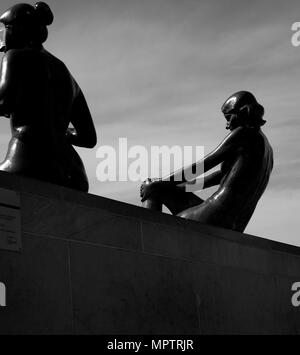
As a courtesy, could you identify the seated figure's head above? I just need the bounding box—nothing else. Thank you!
[0,2,53,52]
[221,91,266,131]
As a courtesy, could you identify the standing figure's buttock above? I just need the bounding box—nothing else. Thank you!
[0,126,89,191]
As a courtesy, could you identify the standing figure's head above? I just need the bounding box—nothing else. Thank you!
[221,91,266,131]
[0,2,53,52]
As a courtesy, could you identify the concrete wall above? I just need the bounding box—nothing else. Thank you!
[0,170,299,334]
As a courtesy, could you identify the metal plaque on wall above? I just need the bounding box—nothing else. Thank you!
[0,188,21,252]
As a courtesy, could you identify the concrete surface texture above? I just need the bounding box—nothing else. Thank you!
[0,170,299,334]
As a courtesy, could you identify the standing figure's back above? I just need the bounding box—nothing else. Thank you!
[0,2,97,191]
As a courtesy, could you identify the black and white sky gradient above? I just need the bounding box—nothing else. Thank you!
[0,0,299,245]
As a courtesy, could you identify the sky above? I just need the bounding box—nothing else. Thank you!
[0,0,300,246]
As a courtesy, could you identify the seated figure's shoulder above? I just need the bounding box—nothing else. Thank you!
[231,126,248,135]
[221,127,259,151]
[223,126,246,143]
[231,126,258,140]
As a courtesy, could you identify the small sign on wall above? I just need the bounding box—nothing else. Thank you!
[0,188,21,252]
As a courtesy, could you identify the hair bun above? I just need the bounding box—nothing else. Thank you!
[34,2,54,26]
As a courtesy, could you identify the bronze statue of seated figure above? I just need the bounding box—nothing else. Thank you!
[140,91,274,232]
[0,2,97,191]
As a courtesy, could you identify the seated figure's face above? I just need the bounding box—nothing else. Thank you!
[224,111,242,131]
[221,91,259,131]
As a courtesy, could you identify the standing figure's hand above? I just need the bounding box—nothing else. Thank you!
[65,127,77,144]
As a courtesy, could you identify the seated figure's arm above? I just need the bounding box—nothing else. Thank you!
[163,127,248,185]
[177,170,223,191]
[66,89,97,148]
[0,50,20,117]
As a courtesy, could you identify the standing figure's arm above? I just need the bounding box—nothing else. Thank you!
[0,50,20,117]
[66,90,97,148]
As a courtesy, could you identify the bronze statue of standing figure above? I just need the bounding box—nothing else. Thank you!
[141,91,274,232]
[0,2,97,191]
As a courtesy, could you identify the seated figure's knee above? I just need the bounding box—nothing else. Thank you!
[140,178,164,211]
[142,197,163,211]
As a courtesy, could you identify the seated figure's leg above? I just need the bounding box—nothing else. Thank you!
[143,197,163,212]
[143,181,204,215]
